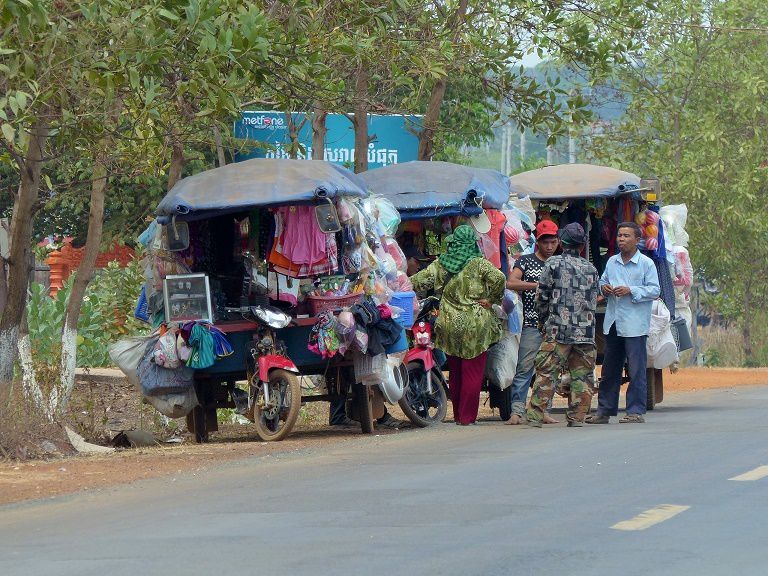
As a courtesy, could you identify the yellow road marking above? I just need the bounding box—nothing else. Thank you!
[729,465,768,481]
[611,504,690,531]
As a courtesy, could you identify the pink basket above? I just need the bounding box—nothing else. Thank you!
[308,293,363,315]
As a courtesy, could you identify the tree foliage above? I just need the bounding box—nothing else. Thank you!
[585,0,768,363]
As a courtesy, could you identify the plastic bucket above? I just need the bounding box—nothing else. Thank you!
[671,317,693,352]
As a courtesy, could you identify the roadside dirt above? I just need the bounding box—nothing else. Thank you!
[2,367,767,507]
[663,367,768,392]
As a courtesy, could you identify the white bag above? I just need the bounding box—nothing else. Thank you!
[646,300,678,369]
[109,335,154,388]
[143,389,198,419]
[485,329,521,391]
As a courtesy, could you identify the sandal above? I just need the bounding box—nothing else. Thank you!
[585,413,610,424]
[619,414,645,424]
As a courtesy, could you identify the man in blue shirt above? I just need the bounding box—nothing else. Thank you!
[587,222,660,424]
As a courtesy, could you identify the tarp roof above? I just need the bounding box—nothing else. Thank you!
[509,163,641,200]
[156,158,369,220]
[358,161,510,219]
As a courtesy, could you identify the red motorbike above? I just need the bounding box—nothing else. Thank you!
[226,305,301,441]
[398,297,449,427]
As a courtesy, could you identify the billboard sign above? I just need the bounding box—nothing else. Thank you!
[233,111,421,169]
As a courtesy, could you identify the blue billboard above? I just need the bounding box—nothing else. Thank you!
[233,111,421,169]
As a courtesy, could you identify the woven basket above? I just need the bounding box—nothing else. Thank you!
[308,293,363,315]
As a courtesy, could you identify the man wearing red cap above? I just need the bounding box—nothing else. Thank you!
[505,220,560,425]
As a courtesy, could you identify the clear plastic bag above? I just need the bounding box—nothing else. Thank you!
[375,197,401,237]
[659,204,689,247]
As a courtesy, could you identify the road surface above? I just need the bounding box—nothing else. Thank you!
[2,386,767,576]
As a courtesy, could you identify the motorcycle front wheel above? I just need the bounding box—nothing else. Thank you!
[399,362,448,427]
[252,369,301,441]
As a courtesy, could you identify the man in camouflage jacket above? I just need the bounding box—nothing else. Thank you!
[526,223,599,427]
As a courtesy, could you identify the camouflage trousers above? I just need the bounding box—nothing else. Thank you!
[526,339,596,424]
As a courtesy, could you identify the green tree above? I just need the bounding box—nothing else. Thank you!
[586,0,768,364]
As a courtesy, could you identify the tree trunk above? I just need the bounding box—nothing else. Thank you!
[0,122,49,398]
[0,255,7,314]
[284,112,300,159]
[18,308,48,419]
[167,127,184,192]
[416,0,468,161]
[353,65,370,173]
[212,125,227,167]
[417,78,448,160]
[311,105,328,161]
[741,278,754,366]
[54,150,109,415]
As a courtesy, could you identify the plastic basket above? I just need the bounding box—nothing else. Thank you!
[353,351,387,385]
[134,285,150,323]
[389,291,416,328]
[308,293,363,315]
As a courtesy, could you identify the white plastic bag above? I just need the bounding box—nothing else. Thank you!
[109,335,154,388]
[646,300,678,369]
[485,330,520,391]
[143,389,198,418]
[659,204,689,247]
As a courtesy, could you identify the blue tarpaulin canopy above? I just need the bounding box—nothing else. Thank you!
[156,158,369,220]
[508,164,641,200]
[358,161,510,220]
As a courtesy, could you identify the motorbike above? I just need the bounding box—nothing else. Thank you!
[225,305,301,441]
[398,296,449,427]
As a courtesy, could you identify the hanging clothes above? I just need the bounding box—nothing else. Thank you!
[268,208,338,278]
[279,205,327,265]
[476,209,507,268]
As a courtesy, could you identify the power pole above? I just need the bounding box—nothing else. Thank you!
[568,130,577,164]
[546,134,556,165]
[505,124,513,175]
[519,130,526,165]
[500,125,507,174]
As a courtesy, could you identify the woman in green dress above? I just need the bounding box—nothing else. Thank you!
[410,225,506,425]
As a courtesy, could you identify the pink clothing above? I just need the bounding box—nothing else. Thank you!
[279,206,327,265]
[477,209,507,268]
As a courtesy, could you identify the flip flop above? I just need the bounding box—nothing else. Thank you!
[619,414,645,424]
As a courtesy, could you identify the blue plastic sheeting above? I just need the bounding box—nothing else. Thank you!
[156,158,369,220]
[358,161,510,218]
[509,163,641,200]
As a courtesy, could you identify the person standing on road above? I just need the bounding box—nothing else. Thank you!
[587,222,660,425]
[526,223,599,428]
[411,225,506,425]
[505,220,561,425]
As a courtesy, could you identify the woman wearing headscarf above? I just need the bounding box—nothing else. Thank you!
[410,225,506,425]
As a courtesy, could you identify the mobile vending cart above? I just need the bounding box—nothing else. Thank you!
[147,158,412,442]
[508,163,676,409]
[359,161,515,422]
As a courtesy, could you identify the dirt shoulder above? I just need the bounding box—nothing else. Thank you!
[662,367,768,392]
[2,367,767,507]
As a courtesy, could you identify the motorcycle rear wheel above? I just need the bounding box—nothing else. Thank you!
[399,362,448,427]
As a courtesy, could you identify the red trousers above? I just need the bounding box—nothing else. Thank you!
[447,352,488,425]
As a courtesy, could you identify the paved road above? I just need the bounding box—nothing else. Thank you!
[2,386,767,576]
